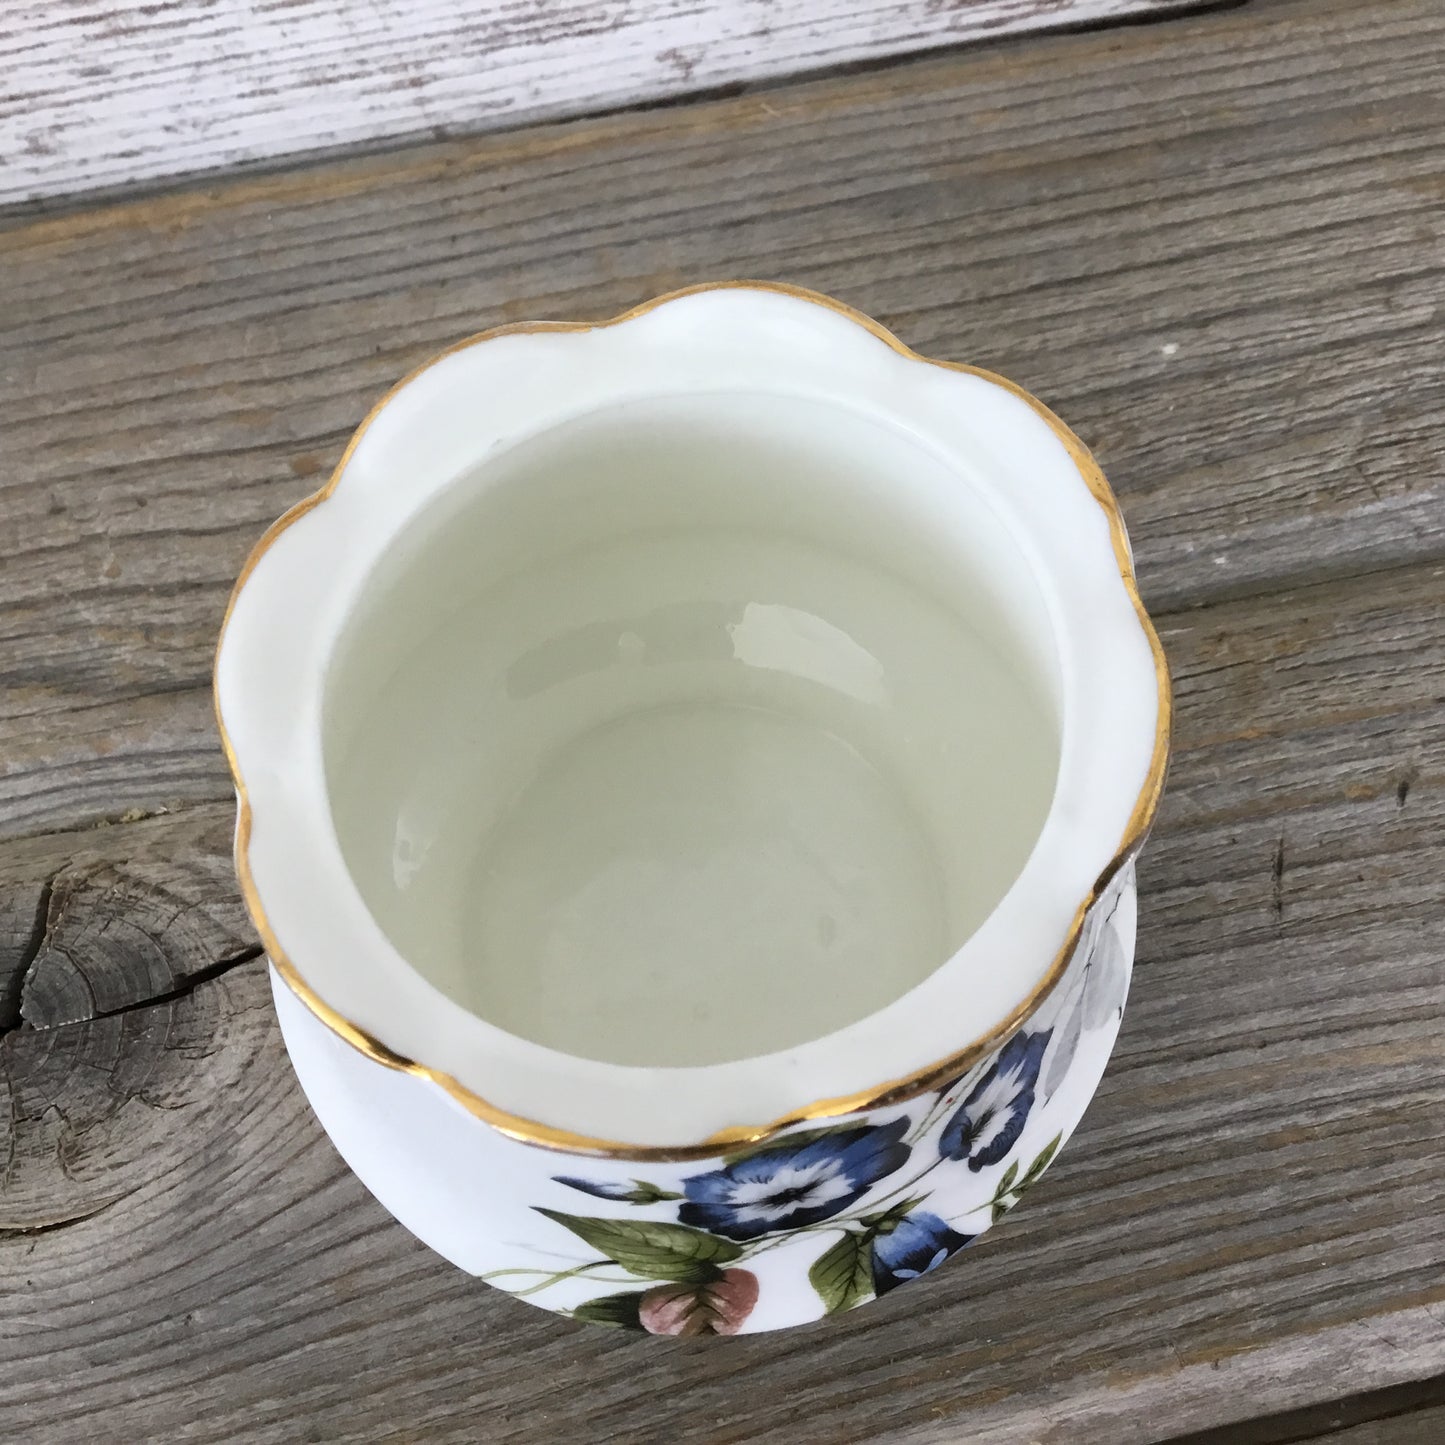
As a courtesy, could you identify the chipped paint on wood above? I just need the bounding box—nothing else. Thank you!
[1,0,1198,204]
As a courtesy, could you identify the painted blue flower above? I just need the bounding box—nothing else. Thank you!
[940,1029,1051,1171]
[871,1211,975,1295]
[679,1119,910,1241]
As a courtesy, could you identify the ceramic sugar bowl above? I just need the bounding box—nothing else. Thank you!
[215,282,1169,1335]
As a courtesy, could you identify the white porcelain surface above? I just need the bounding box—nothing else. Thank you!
[216,286,1162,1148]
[272,866,1136,1332]
[325,395,1060,1067]
[218,284,1167,1332]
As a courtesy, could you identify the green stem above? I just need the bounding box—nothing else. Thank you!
[512,1272,639,1298]
[850,1153,946,1217]
[747,1218,857,1256]
[478,1260,630,1298]
[906,1087,959,1144]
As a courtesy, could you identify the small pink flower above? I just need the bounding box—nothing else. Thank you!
[638,1269,760,1336]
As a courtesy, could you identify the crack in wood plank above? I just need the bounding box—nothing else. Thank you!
[0,876,52,1033]
[0,1190,134,1240]
[2,941,264,1041]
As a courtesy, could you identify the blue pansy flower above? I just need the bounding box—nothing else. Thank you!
[940,1030,1050,1171]
[679,1119,910,1241]
[871,1211,975,1295]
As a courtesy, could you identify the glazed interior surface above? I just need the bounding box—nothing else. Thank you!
[324,392,1062,1067]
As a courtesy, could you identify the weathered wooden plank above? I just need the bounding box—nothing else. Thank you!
[1174,1375,1445,1444]
[0,807,258,1229]
[0,0,1212,207]
[1310,1405,1445,1445]
[1,555,1441,1440]
[941,1317,1445,1444]
[2,0,1443,840]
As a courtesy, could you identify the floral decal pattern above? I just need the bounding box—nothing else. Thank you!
[678,1118,910,1241]
[870,1211,974,1296]
[939,1029,1050,1171]
[480,873,1132,1334]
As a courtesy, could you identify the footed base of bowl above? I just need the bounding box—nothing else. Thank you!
[272,867,1135,1333]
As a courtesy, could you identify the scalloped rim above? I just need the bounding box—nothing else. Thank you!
[215,281,1171,1161]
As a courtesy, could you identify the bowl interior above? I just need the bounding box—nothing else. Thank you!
[323,390,1062,1067]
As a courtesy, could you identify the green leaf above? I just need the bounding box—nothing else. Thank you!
[534,1209,743,1283]
[991,1159,1020,1204]
[571,1292,646,1330]
[1019,1134,1063,1189]
[628,1180,683,1204]
[990,1134,1064,1222]
[809,1231,874,1315]
[860,1195,928,1234]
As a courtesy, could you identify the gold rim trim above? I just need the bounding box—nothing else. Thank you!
[214,280,1173,1163]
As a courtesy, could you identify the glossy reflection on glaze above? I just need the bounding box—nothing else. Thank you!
[465,701,944,1065]
[324,394,1062,1066]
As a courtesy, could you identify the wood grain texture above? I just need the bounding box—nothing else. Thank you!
[2,0,1444,1436]
[0,0,1208,206]
[1174,1374,1445,1443]
[1,554,1442,1441]
[2,0,1443,840]
[1307,1406,1445,1445]
[0,808,259,1229]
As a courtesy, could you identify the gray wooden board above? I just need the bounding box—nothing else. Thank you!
[3,0,1444,838]
[0,0,1210,207]
[1,556,1443,1439]
[2,0,1444,1438]
[1304,1405,1445,1445]
[1174,1376,1445,1444]
[1325,1413,1445,1445]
